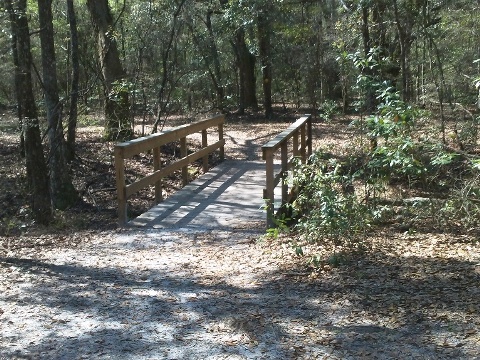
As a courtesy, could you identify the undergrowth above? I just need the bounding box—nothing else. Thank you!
[272,67,480,266]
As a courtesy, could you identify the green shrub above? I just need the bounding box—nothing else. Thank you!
[277,55,480,261]
[318,100,338,122]
[291,154,372,248]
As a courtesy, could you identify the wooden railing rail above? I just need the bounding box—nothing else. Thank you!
[262,115,312,227]
[114,114,225,225]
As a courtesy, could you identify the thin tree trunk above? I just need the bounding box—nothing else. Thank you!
[361,3,375,113]
[4,0,24,156]
[8,0,52,225]
[153,0,186,133]
[206,9,224,112]
[184,7,223,115]
[393,0,411,102]
[429,36,448,144]
[38,0,77,210]
[87,0,132,141]
[233,28,257,114]
[258,9,273,119]
[66,0,79,162]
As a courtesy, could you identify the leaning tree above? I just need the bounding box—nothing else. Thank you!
[86,0,132,140]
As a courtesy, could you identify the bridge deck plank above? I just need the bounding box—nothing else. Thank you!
[129,160,280,230]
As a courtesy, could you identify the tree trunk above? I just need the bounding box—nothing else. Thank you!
[184,7,224,115]
[153,0,186,133]
[361,3,376,113]
[233,28,257,114]
[8,0,52,225]
[393,0,412,102]
[4,0,24,156]
[86,0,132,141]
[206,10,224,112]
[258,10,273,119]
[37,0,77,210]
[429,36,448,144]
[66,0,79,162]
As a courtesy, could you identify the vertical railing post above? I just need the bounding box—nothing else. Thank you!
[263,148,275,228]
[153,146,162,203]
[307,115,313,156]
[114,147,127,225]
[291,130,300,199]
[292,130,299,158]
[281,141,288,207]
[202,129,208,172]
[300,123,306,163]
[219,121,224,160]
[180,136,188,186]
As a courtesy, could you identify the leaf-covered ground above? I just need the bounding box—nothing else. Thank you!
[1,111,479,358]
[290,231,480,358]
[1,227,479,359]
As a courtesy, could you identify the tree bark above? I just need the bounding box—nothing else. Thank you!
[66,0,79,162]
[258,9,273,119]
[205,9,224,112]
[37,0,77,210]
[393,0,412,102]
[86,0,132,140]
[361,3,376,113]
[233,28,257,114]
[153,0,186,133]
[4,0,24,156]
[8,0,52,225]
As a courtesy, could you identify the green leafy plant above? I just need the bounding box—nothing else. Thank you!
[2,217,17,237]
[366,136,427,185]
[265,204,291,239]
[318,100,338,122]
[365,85,418,140]
[291,154,371,247]
[352,82,429,188]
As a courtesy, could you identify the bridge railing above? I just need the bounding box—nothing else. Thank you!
[114,114,225,225]
[262,115,312,227]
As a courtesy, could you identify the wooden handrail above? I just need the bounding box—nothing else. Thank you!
[114,114,225,225]
[262,115,312,227]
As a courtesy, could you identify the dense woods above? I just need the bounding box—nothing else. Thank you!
[0,0,479,230]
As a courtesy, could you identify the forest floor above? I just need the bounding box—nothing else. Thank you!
[0,109,480,359]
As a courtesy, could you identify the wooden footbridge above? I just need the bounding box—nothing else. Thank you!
[114,114,312,230]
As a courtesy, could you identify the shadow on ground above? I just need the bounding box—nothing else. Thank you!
[1,233,479,359]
